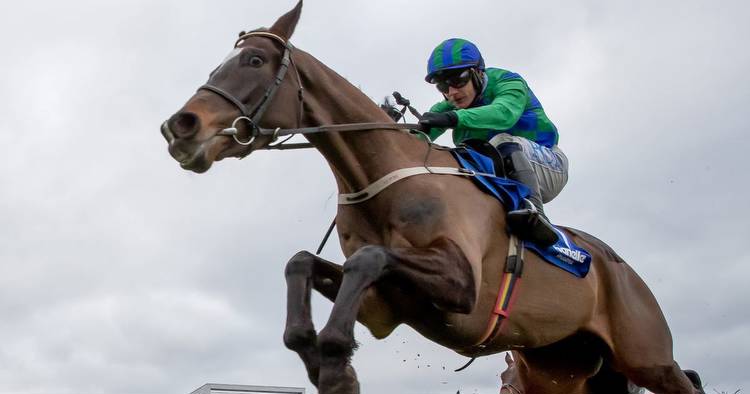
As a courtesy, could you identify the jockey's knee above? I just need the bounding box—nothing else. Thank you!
[496,142,533,176]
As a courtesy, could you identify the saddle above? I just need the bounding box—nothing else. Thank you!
[449,144,593,278]
[458,139,507,177]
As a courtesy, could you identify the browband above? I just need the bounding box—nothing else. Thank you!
[235,31,289,48]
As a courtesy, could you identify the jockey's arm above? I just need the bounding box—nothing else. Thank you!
[424,100,454,141]
[456,79,528,131]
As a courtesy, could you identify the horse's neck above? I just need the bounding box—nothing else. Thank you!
[296,52,429,193]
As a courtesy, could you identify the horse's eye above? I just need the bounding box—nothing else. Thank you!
[249,56,264,67]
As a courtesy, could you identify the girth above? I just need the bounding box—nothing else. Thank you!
[455,234,525,371]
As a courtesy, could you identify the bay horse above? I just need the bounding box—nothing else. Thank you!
[161,2,704,393]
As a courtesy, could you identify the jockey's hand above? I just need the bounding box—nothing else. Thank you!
[418,111,458,131]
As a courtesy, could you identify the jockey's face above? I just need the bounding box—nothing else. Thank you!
[431,67,478,109]
[445,79,477,109]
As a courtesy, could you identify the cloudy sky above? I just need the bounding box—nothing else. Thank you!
[1,0,748,393]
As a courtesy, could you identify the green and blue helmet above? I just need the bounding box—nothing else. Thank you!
[425,38,485,83]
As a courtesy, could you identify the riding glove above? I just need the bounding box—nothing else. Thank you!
[418,111,458,131]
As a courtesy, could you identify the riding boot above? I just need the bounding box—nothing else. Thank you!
[498,143,559,247]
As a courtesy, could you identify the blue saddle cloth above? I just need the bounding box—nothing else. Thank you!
[451,148,592,278]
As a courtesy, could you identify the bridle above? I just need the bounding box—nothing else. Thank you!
[191,30,421,153]
[198,31,304,149]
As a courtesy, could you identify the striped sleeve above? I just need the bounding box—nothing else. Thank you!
[456,78,528,131]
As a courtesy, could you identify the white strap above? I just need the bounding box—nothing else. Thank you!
[338,166,493,205]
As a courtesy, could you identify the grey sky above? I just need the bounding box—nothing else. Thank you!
[0,0,748,393]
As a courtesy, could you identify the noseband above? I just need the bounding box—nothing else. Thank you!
[198,31,302,147]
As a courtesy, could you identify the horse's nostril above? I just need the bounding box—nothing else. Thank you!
[168,112,201,139]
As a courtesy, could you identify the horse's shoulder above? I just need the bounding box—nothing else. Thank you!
[558,226,626,264]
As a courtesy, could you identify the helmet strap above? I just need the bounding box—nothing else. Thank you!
[470,68,484,92]
[468,68,486,106]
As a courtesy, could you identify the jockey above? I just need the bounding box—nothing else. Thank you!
[419,38,568,247]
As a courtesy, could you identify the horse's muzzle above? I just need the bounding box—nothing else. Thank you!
[161,120,175,144]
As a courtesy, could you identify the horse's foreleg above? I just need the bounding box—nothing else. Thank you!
[283,251,343,387]
[316,238,476,394]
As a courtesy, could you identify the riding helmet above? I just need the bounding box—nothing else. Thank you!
[425,38,485,83]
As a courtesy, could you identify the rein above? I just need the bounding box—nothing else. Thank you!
[220,121,422,151]
[196,30,421,152]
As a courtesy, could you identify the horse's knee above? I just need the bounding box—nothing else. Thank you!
[285,250,316,277]
[343,245,389,276]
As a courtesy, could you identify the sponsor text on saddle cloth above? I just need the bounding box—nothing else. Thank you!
[453,147,592,277]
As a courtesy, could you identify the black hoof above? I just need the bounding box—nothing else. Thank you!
[683,370,705,393]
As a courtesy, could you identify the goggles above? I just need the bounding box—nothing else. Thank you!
[431,69,473,94]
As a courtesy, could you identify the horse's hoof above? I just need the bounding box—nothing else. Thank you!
[683,370,705,394]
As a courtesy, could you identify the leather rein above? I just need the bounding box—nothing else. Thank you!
[196,31,420,154]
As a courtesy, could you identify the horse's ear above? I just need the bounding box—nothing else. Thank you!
[505,352,514,366]
[270,0,302,41]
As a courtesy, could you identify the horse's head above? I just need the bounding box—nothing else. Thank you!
[161,1,304,173]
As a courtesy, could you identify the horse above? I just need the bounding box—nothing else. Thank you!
[160,2,705,393]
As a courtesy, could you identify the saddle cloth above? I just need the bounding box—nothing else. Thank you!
[451,147,592,278]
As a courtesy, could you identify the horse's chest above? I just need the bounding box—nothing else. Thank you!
[337,196,447,254]
[393,196,445,227]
